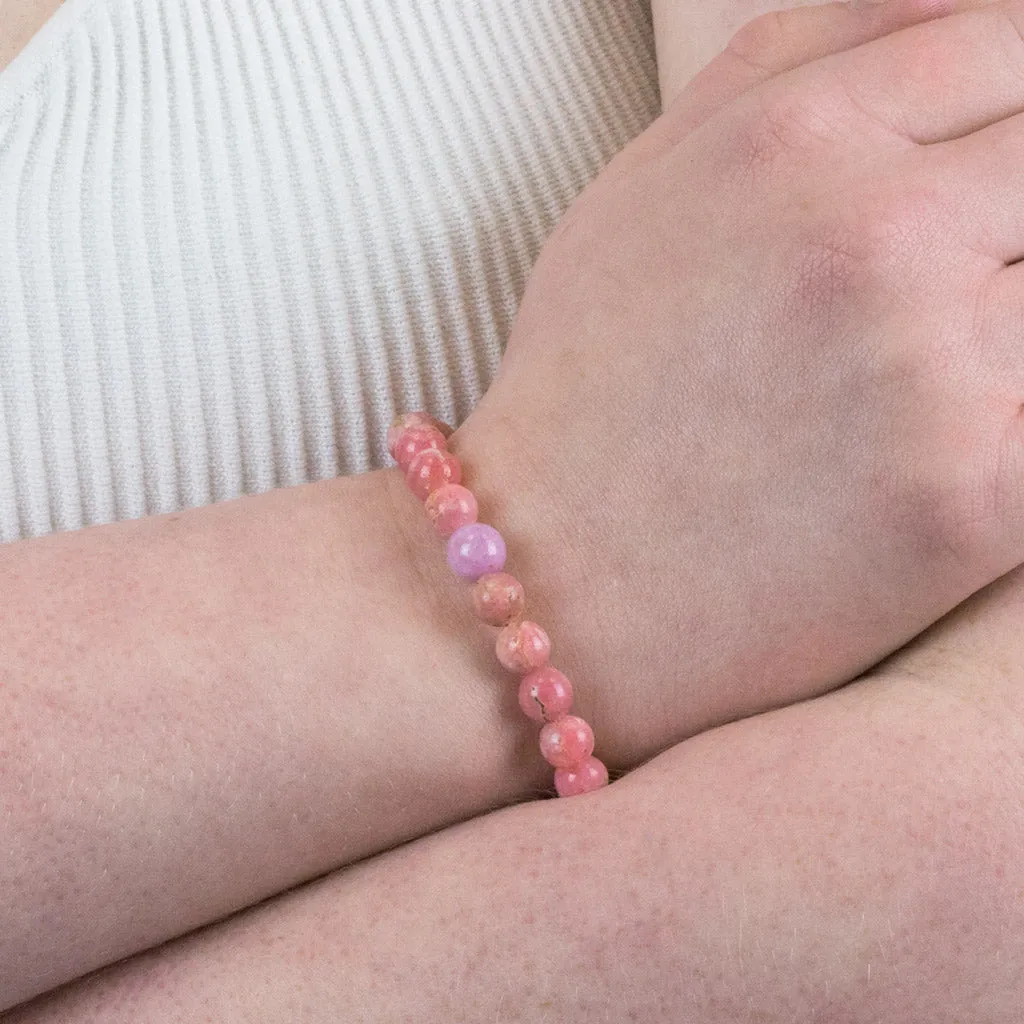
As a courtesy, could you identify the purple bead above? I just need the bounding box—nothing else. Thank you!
[447,524,507,581]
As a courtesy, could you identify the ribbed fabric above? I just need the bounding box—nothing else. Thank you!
[0,0,659,542]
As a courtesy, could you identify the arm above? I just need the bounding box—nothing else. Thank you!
[6,0,1024,1008]
[0,468,555,1010]
[13,567,1023,1022]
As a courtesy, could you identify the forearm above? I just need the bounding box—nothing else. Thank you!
[0,468,551,1010]
[13,647,1022,1023]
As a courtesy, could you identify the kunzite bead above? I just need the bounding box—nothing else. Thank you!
[496,620,551,674]
[394,426,448,473]
[518,666,573,722]
[406,449,462,501]
[447,523,507,580]
[539,715,595,769]
[554,756,609,797]
[424,484,479,537]
[387,413,452,459]
[472,572,526,626]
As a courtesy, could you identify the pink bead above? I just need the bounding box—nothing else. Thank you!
[406,449,462,501]
[387,413,452,459]
[539,715,595,769]
[495,620,550,674]
[554,756,609,797]
[424,484,479,537]
[518,666,573,722]
[472,573,526,627]
[393,426,447,473]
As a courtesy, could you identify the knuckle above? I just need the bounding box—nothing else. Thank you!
[784,180,952,351]
[723,11,790,76]
[822,181,946,273]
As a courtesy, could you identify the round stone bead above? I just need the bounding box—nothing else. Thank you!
[406,449,462,501]
[539,715,595,769]
[554,756,609,797]
[496,620,551,674]
[424,484,479,537]
[518,666,573,722]
[447,524,507,580]
[387,413,452,459]
[393,426,447,473]
[472,572,526,627]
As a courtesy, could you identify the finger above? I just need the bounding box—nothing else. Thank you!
[607,0,983,183]
[929,109,1024,263]
[812,0,1024,144]
[673,0,966,130]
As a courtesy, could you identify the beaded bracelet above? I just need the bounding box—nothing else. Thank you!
[387,412,610,798]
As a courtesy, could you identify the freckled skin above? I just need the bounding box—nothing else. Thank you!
[7,0,1024,1016]
[0,470,554,1011]
[14,567,1024,1021]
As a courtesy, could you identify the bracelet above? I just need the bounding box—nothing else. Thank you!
[388,412,610,798]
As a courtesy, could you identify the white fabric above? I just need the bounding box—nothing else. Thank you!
[0,0,659,543]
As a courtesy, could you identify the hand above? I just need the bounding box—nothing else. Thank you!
[450,0,1024,766]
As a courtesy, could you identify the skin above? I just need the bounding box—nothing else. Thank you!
[4,0,1024,1018]
[455,0,1024,770]
[0,0,62,73]
[10,0,1024,1007]
[10,566,1024,1022]
[653,0,824,106]
[0,469,567,1010]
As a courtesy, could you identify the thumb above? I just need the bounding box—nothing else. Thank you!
[605,0,973,184]
[669,0,968,122]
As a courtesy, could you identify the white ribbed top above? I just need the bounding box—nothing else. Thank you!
[0,0,659,543]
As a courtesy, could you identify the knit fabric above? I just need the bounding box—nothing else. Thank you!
[0,0,659,542]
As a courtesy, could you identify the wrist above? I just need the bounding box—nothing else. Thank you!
[370,465,556,795]
[451,396,720,772]
[0,468,549,1010]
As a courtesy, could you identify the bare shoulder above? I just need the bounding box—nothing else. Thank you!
[0,0,64,73]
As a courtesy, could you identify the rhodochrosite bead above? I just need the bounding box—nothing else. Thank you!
[540,712,598,770]
[518,666,573,722]
[554,756,609,797]
[406,449,461,501]
[539,715,594,768]
[447,524,507,580]
[387,413,452,459]
[472,572,525,626]
[424,484,479,537]
[496,620,551,674]
[394,426,448,473]
[394,411,607,798]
